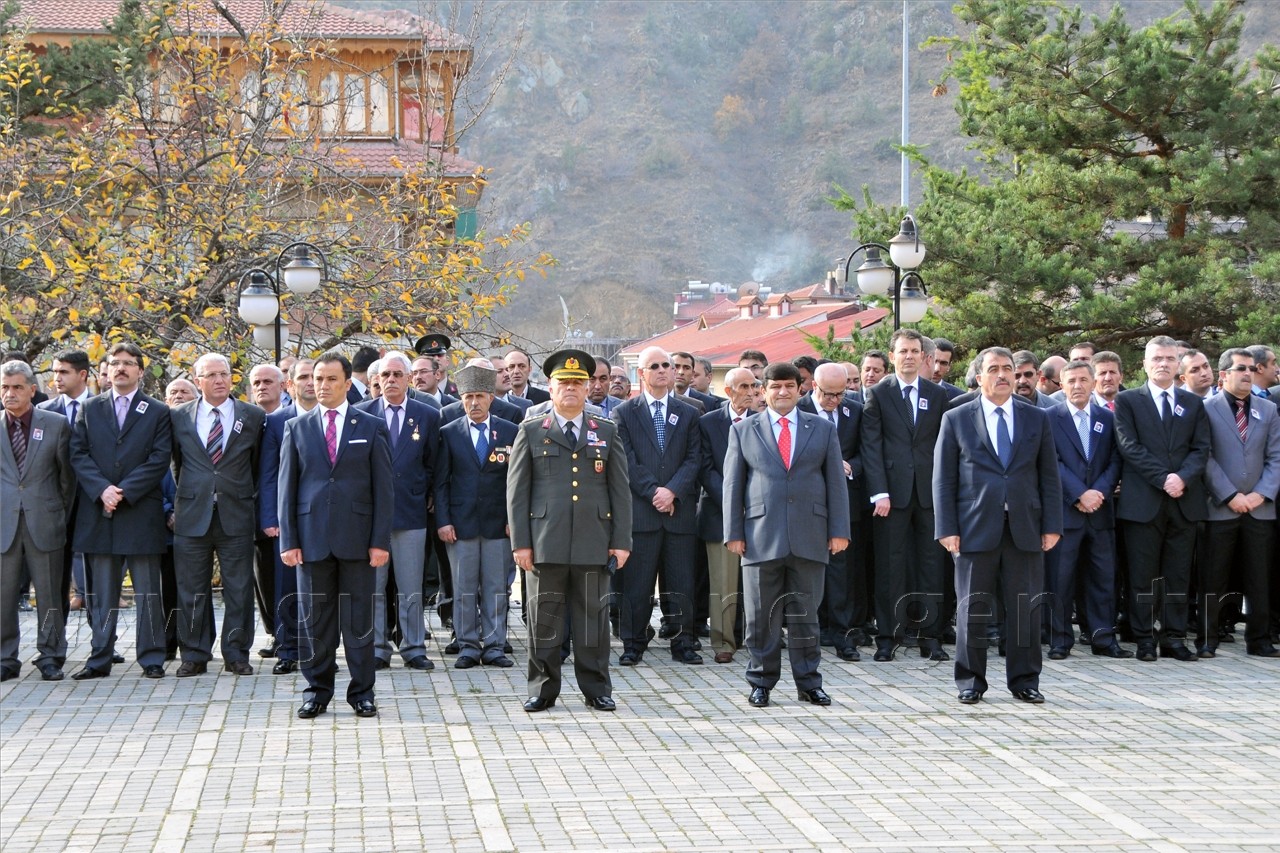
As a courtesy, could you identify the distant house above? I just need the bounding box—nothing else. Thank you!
[620,280,889,390]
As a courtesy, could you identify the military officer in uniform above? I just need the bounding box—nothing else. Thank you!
[508,349,632,712]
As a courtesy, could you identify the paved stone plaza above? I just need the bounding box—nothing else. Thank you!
[3,601,1280,852]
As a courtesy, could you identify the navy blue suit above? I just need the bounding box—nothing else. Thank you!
[259,405,302,661]
[356,398,437,531]
[934,397,1062,695]
[440,395,524,427]
[278,405,393,707]
[435,417,518,540]
[1046,402,1121,650]
[614,394,703,656]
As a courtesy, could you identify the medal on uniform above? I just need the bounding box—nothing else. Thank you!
[595,459,604,473]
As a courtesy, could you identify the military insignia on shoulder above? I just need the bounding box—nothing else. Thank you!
[542,417,552,429]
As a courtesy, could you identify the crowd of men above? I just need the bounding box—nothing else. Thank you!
[2,329,1278,714]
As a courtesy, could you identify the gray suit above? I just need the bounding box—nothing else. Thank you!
[1198,392,1280,651]
[170,399,264,666]
[723,409,850,691]
[1,409,75,673]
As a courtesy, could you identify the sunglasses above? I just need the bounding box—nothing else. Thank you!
[646,362,672,371]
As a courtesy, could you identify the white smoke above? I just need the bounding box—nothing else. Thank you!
[750,234,812,284]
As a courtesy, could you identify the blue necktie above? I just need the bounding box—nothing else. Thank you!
[473,421,488,463]
[995,406,1012,468]
[1075,410,1091,461]
[652,400,666,452]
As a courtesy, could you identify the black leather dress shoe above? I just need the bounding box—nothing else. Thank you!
[1197,645,1217,659]
[1159,644,1197,662]
[585,696,616,711]
[258,643,277,658]
[748,686,770,707]
[224,660,253,676]
[837,647,861,662]
[1,668,18,682]
[444,639,461,655]
[1013,688,1045,703]
[873,645,894,662]
[619,652,640,666]
[797,688,831,706]
[406,656,435,670]
[272,659,298,674]
[926,647,950,662]
[39,663,64,681]
[523,696,555,712]
[352,699,377,718]
[373,658,390,671]
[958,689,982,704]
[1136,643,1157,662]
[503,642,514,654]
[1092,643,1134,659]
[1247,645,1280,657]
[111,653,125,664]
[175,661,206,677]
[672,648,703,665]
[142,665,165,678]
[297,700,327,719]
[1048,647,1070,660]
[484,656,514,668]
[71,666,109,680]
[454,656,479,669]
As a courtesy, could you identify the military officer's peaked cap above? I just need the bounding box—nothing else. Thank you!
[413,333,452,356]
[543,349,595,382]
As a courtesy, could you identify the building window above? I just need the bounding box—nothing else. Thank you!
[369,73,389,134]
[344,75,366,134]
[319,72,340,133]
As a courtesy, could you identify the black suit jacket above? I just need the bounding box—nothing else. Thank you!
[1113,385,1210,523]
[1049,402,1120,530]
[861,375,949,509]
[798,392,865,516]
[614,394,702,534]
[440,395,523,426]
[515,386,550,405]
[695,406,752,542]
[356,397,438,531]
[434,416,518,540]
[686,388,726,410]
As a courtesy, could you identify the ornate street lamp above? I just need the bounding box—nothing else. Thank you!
[236,242,329,362]
[837,215,929,330]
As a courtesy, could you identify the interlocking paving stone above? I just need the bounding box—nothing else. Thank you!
[3,603,1280,851]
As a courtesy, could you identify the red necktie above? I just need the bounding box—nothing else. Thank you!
[1106,400,1115,412]
[778,416,791,469]
[1236,399,1248,443]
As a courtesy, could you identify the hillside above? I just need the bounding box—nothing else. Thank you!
[339,0,1279,350]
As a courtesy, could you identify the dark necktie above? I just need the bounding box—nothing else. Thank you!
[8,415,27,476]
[826,410,836,425]
[903,385,915,424]
[1075,409,1091,461]
[67,399,78,425]
[325,409,338,465]
[651,400,665,452]
[1236,399,1248,443]
[206,409,223,464]
[388,405,401,450]
[995,407,1012,468]
[1161,391,1174,436]
[474,421,489,462]
[563,420,576,447]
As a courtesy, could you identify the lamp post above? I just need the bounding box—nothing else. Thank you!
[836,215,928,331]
[236,242,329,363]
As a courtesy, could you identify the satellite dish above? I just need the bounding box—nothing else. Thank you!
[738,282,760,298]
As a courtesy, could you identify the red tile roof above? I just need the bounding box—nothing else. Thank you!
[331,140,481,179]
[622,298,890,368]
[13,0,466,47]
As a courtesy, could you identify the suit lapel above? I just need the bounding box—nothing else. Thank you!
[791,411,814,463]
[973,403,1003,467]
[118,393,146,440]
[753,411,785,472]
[0,412,18,477]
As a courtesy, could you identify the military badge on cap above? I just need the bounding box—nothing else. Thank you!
[543,348,595,382]
[413,333,452,356]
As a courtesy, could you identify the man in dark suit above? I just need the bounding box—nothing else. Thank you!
[861,329,952,661]
[1,360,75,681]
[505,348,551,405]
[724,361,849,708]
[508,349,632,712]
[1198,348,1280,657]
[1045,360,1128,659]
[691,356,728,409]
[613,346,704,665]
[697,367,757,664]
[587,356,627,418]
[435,364,519,669]
[356,351,438,671]
[279,352,393,719]
[440,359,527,426]
[1114,335,1210,663]
[935,347,1062,705]
[39,349,93,615]
[69,342,172,680]
[258,358,315,674]
[798,363,865,662]
[169,353,265,676]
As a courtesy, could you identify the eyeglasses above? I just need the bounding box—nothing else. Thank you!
[1014,370,1037,380]
[646,362,671,371]
[379,370,406,378]
[108,359,139,368]
[1226,365,1254,373]
[818,389,844,399]
[198,371,231,381]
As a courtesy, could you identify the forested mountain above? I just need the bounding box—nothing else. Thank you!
[343,0,1280,348]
